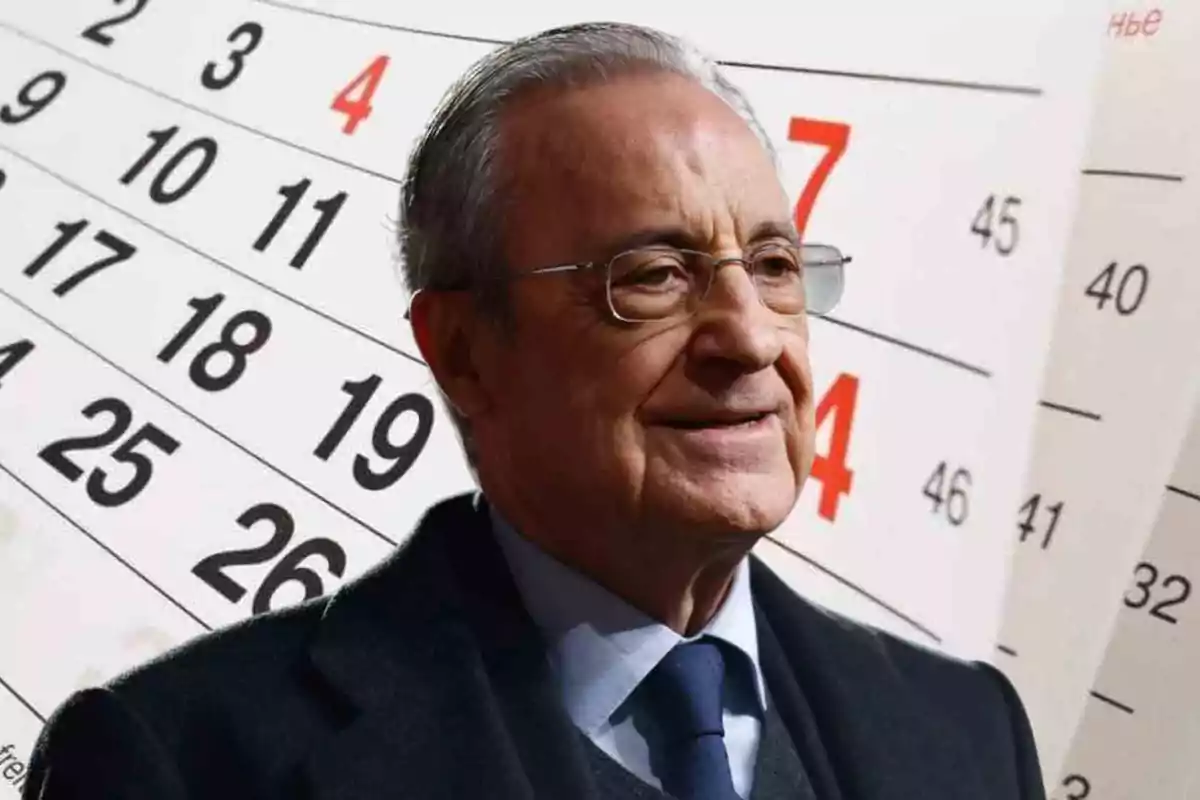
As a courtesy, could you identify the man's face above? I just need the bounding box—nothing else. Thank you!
[472,72,815,540]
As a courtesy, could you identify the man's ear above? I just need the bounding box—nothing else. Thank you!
[409,289,491,420]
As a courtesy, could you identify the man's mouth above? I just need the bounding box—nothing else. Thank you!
[660,411,773,430]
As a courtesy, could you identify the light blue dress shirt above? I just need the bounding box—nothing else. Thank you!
[490,509,768,798]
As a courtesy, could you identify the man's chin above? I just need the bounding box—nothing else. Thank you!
[652,469,800,537]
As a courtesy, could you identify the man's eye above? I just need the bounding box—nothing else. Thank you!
[755,250,802,279]
[635,264,686,285]
[618,260,689,289]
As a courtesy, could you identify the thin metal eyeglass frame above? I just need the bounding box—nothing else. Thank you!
[512,243,851,323]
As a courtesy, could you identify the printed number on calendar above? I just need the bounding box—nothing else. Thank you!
[923,462,972,526]
[0,340,36,387]
[810,373,858,522]
[193,502,347,614]
[81,0,150,47]
[1123,561,1192,624]
[1085,261,1149,315]
[157,294,273,392]
[38,397,181,508]
[1,70,68,125]
[1017,493,1063,549]
[25,220,136,296]
[314,375,435,491]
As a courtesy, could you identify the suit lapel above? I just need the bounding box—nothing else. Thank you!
[300,494,599,800]
[750,559,989,800]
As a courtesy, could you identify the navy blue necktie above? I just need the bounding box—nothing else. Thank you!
[643,640,740,800]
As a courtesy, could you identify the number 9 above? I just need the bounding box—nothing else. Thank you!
[1,70,68,125]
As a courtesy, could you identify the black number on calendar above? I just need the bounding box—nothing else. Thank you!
[922,462,971,525]
[1017,493,1062,550]
[39,397,180,508]
[314,375,435,491]
[202,22,264,91]
[0,340,35,387]
[24,220,135,296]
[192,502,347,614]
[81,0,151,46]
[970,195,1021,256]
[0,167,7,191]
[0,70,68,125]
[120,126,218,204]
[253,179,348,269]
[1058,774,1090,800]
[1085,261,1148,315]
[1123,561,1191,623]
[157,294,272,392]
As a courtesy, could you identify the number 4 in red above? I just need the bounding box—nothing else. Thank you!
[809,372,858,521]
[332,55,390,135]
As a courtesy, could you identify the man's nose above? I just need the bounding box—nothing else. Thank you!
[687,265,786,372]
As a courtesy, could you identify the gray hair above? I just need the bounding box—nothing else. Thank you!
[397,21,775,465]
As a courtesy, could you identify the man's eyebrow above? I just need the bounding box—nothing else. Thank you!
[594,226,700,259]
[747,220,801,246]
[594,221,801,260]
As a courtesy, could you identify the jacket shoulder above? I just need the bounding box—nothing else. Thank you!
[751,557,1044,796]
[106,599,338,773]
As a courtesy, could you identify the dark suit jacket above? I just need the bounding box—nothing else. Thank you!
[24,493,1044,799]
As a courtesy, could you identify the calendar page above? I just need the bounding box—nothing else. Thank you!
[0,1,1104,792]
[995,2,1200,784]
[1051,396,1200,800]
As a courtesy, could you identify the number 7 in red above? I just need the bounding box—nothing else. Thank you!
[787,117,850,238]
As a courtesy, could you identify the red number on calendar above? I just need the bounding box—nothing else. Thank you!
[810,372,858,521]
[787,118,850,238]
[331,55,390,135]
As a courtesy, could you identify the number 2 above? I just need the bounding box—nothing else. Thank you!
[787,117,850,238]
[81,0,151,46]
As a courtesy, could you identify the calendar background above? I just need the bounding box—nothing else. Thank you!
[2,2,1197,797]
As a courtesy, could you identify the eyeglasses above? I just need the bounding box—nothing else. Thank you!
[513,242,849,324]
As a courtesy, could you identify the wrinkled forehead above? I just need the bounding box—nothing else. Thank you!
[496,72,790,263]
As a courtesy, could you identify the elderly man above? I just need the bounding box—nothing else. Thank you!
[24,21,1043,800]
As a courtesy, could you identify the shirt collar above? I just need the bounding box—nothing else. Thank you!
[489,505,767,735]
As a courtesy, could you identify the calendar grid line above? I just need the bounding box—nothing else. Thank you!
[762,534,941,643]
[0,289,401,550]
[0,142,427,369]
[1088,689,1134,715]
[0,460,211,633]
[0,672,45,723]
[1081,168,1185,183]
[1039,400,1102,421]
[811,313,992,378]
[0,20,401,185]
[1166,484,1200,504]
[249,0,1044,97]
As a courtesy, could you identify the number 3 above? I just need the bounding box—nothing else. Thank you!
[202,22,264,91]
